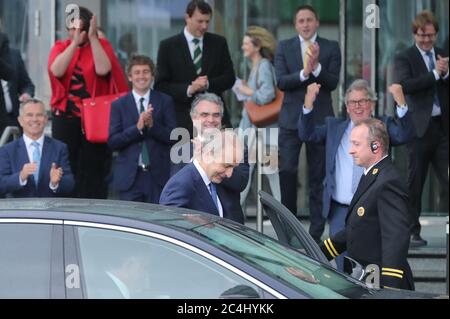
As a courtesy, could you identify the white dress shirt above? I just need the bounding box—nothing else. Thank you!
[299,33,322,81]
[193,159,224,218]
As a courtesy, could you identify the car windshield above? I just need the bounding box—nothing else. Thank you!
[188,221,371,299]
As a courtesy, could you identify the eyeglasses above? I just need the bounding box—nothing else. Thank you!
[416,33,437,39]
[347,99,371,107]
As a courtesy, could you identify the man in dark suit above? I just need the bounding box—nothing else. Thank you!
[274,5,341,242]
[155,0,235,136]
[0,31,14,135]
[0,47,35,137]
[0,99,74,197]
[299,79,414,270]
[320,119,414,290]
[108,55,176,203]
[160,130,245,224]
[395,10,449,247]
[170,93,249,219]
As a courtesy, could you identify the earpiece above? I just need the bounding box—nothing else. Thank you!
[370,141,379,153]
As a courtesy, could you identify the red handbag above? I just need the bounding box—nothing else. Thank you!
[245,88,283,128]
[81,78,127,143]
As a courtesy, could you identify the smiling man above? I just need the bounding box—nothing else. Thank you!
[155,0,235,137]
[108,55,176,203]
[0,98,74,197]
[395,10,449,247]
[160,129,245,224]
[298,79,414,270]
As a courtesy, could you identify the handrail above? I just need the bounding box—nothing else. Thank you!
[0,126,21,146]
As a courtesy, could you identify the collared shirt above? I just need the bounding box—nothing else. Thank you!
[415,44,449,117]
[184,27,204,60]
[1,80,13,113]
[364,155,388,175]
[193,159,224,218]
[298,33,322,81]
[132,90,151,166]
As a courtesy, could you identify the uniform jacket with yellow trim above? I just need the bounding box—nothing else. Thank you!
[320,157,414,290]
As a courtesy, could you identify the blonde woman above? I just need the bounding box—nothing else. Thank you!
[236,26,281,207]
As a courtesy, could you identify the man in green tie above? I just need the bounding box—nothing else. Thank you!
[109,55,177,203]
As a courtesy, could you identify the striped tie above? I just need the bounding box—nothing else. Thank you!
[425,51,441,108]
[192,38,202,75]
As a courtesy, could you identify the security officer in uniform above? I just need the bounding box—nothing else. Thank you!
[320,118,414,290]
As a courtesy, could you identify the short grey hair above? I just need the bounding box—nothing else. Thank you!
[190,93,224,118]
[356,118,390,155]
[345,79,378,105]
[19,98,46,116]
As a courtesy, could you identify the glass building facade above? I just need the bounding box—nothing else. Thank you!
[1,0,448,215]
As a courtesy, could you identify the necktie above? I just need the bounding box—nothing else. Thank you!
[303,40,312,68]
[192,38,202,75]
[351,163,364,193]
[31,141,41,186]
[139,97,150,166]
[209,183,219,212]
[425,51,441,107]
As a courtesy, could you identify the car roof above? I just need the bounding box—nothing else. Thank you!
[0,198,223,231]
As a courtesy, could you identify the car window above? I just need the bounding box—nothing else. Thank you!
[75,227,266,299]
[0,224,55,298]
[191,222,370,299]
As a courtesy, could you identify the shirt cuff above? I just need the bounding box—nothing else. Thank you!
[432,70,440,81]
[396,105,408,118]
[303,106,313,114]
[49,182,59,192]
[300,70,309,82]
[312,63,322,77]
[187,85,193,97]
[19,177,27,186]
[442,69,449,80]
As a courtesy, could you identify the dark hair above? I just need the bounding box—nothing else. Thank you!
[412,10,439,34]
[78,6,93,33]
[294,5,319,21]
[186,0,212,17]
[127,55,156,75]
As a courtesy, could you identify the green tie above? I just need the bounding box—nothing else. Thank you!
[192,38,202,75]
[139,97,150,166]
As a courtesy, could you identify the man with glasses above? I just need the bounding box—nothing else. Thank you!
[0,98,74,197]
[395,10,449,247]
[298,79,414,270]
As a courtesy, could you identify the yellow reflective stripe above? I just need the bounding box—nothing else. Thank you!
[382,268,404,275]
[327,239,339,257]
[324,240,336,258]
[382,272,403,279]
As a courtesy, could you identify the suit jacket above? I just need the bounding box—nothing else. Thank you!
[160,163,244,224]
[320,157,414,290]
[0,136,74,197]
[298,111,415,219]
[275,36,341,130]
[0,48,35,123]
[108,90,177,192]
[395,45,449,137]
[171,141,250,219]
[155,32,235,134]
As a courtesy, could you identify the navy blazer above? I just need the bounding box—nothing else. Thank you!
[108,90,177,192]
[298,110,415,219]
[0,136,74,197]
[395,45,449,137]
[275,36,341,130]
[160,163,244,224]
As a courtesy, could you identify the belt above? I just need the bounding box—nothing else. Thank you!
[431,116,441,122]
[137,164,151,172]
[331,199,349,208]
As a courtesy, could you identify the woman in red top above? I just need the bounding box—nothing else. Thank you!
[48,6,128,199]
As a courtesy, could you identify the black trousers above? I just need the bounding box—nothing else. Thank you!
[407,116,449,236]
[278,128,326,240]
[52,115,112,199]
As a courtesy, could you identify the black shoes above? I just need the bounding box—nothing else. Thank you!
[409,234,427,247]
